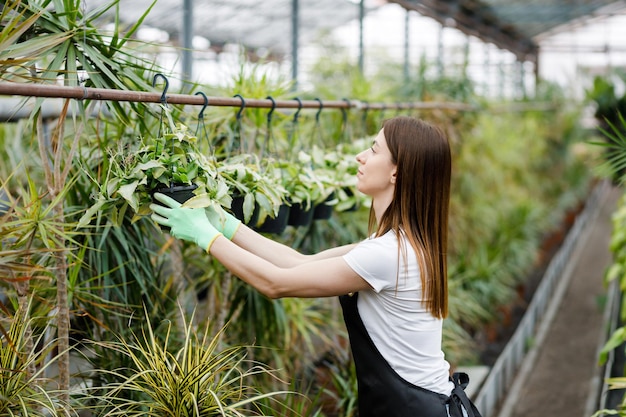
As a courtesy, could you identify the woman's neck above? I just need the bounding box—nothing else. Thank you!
[372,195,393,225]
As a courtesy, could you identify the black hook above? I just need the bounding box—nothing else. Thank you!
[195,91,209,119]
[152,73,169,105]
[341,98,351,123]
[361,101,370,135]
[266,96,276,124]
[293,97,303,123]
[233,94,246,120]
[314,98,323,123]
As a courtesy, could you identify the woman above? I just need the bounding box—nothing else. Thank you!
[151,116,480,417]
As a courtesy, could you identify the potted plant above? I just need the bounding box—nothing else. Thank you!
[277,153,325,228]
[79,122,231,228]
[217,154,289,233]
[308,144,365,219]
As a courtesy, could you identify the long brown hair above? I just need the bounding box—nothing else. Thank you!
[370,116,451,319]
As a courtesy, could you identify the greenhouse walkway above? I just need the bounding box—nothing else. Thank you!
[495,184,622,417]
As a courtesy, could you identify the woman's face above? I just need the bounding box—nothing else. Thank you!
[355,128,397,199]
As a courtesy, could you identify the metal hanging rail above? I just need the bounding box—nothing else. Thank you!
[0,82,477,112]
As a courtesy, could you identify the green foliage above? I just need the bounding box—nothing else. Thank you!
[587,70,626,129]
[591,113,626,184]
[0,0,161,125]
[595,190,626,416]
[0,301,70,416]
[85,309,290,416]
[79,118,231,226]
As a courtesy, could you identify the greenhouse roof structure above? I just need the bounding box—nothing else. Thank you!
[390,0,626,62]
[93,0,626,63]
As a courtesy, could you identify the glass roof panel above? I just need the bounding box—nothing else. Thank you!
[88,0,626,62]
[89,0,372,53]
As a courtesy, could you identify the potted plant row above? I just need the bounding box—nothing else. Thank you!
[80,122,367,234]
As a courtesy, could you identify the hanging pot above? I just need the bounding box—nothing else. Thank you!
[255,203,290,234]
[230,194,260,227]
[288,201,314,227]
[151,183,198,232]
[341,186,359,212]
[313,192,336,220]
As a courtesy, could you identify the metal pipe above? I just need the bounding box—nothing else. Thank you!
[0,82,478,111]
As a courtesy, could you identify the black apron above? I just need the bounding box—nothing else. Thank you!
[339,293,482,417]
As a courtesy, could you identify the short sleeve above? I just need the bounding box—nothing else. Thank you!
[342,232,400,292]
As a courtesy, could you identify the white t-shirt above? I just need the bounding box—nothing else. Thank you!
[343,230,454,396]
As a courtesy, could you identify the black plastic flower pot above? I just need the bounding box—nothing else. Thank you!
[313,192,335,220]
[151,183,198,232]
[342,187,359,212]
[288,202,314,227]
[230,195,260,227]
[255,203,290,234]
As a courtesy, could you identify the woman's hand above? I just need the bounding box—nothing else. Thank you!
[205,204,241,240]
[150,193,222,251]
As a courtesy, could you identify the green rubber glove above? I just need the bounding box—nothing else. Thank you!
[205,205,241,240]
[151,193,222,252]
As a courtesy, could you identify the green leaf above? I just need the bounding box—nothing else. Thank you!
[118,181,140,210]
[243,193,255,224]
[77,196,108,228]
[599,327,626,365]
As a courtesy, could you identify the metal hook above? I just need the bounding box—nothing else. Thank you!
[152,73,169,104]
[233,94,246,120]
[293,97,303,123]
[195,91,209,119]
[266,96,276,124]
[341,98,351,122]
[314,98,323,123]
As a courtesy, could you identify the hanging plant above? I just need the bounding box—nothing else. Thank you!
[309,143,366,215]
[217,153,288,227]
[80,120,230,227]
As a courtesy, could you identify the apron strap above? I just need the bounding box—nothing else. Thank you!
[448,372,483,417]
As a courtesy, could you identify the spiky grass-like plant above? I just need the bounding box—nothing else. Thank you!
[86,308,290,417]
[0,301,70,416]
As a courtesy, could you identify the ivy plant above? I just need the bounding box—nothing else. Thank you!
[80,120,230,227]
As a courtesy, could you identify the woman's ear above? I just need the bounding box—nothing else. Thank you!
[390,168,397,184]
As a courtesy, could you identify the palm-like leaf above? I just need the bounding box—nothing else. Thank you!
[1,0,162,125]
[592,112,626,183]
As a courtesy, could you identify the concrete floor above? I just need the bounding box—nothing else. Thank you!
[496,185,622,417]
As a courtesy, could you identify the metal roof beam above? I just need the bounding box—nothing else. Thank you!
[389,0,539,63]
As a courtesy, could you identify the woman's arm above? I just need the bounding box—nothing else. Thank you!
[231,224,357,267]
[209,235,370,298]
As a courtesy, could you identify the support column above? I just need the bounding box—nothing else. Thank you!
[182,0,193,91]
[292,0,299,90]
[437,24,444,75]
[359,0,365,74]
[403,9,410,82]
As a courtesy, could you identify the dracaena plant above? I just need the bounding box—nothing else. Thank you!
[85,309,291,417]
[80,113,231,227]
